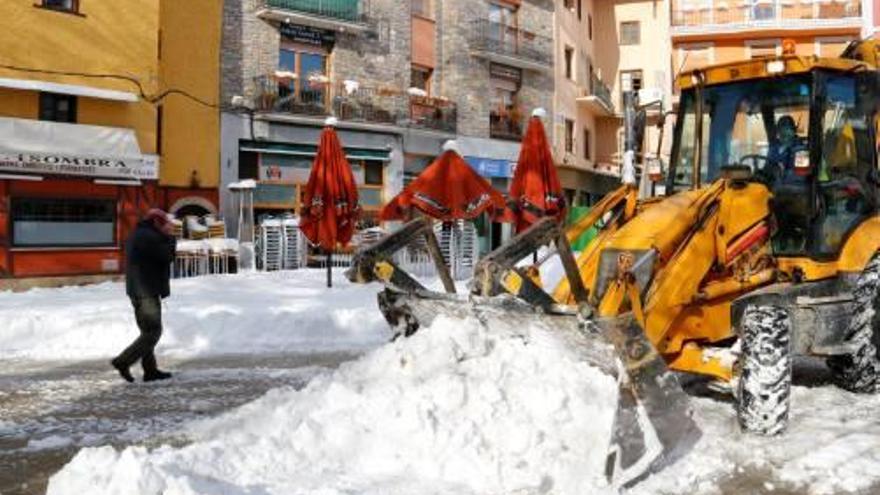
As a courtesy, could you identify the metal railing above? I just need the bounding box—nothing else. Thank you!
[468,20,552,66]
[671,0,861,28]
[262,0,367,23]
[590,74,614,112]
[490,107,524,141]
[253,75,458,133]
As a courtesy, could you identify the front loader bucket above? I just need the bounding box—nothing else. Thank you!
[378,289,702,488]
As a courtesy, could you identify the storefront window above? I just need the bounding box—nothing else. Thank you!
[12,198,116,248]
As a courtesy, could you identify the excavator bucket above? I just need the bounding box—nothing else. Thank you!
[375,287,701,488]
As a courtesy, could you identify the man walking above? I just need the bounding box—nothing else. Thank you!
[111,208,177,383]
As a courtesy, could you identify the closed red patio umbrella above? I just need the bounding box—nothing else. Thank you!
[508,108,566,234]
[380,143,505,222]
[300,117,360,287]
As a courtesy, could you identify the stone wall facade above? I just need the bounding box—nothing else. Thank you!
[220,0,555,141]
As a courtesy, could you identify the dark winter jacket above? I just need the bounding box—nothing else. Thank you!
[125,220,176,299]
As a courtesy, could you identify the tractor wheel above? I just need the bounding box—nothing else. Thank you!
[826,255,880,393]
[736,305,793,436]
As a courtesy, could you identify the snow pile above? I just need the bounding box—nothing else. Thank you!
[0,270,389,361]
[47,314,619,495]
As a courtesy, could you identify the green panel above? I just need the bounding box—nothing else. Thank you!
[567,207,598,251]
[254,183,297,206]
[266,0,361,21]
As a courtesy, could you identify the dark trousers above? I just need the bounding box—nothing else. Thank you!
[114,296,163,373]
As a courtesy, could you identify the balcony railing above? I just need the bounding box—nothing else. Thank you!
[590,75,614,112]
[468,20,552,71]
[490,106,524,141]
[253,75,457,133]
[671,0,861,32]
[261,0,367,23]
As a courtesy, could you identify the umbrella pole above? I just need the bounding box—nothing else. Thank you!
[327,249,332,288]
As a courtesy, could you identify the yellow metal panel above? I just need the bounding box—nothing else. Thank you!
[838,215,880,273]
[714,183,771,264]
[666,343,733,381]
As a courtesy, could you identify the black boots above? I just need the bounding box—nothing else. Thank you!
[111,359,135,383]
[143,370,173,382]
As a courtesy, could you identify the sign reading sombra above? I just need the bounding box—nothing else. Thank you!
[0,116,158,180]
[0,152,157,179]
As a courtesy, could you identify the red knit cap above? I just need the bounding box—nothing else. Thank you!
[144,208,170,227]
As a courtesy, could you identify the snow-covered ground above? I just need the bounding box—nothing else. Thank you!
[0,270,391,363]
[2,269,879,494]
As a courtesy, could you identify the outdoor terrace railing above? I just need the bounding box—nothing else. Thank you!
[262,0,368,23]
[490,107,524,141]
[253,75,458,133]
[671,0,861,29]
[468,20,552,67]
[590,74,614,112]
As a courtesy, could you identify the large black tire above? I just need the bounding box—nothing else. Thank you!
[737,305,793,436]
[827,255,880,393]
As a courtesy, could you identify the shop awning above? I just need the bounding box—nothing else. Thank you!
[240,140,391,162]
[0,77,139,102]
[0,117,157,180]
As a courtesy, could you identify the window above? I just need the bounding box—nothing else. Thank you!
[577,0,582,19]
[584,127,591,160]
[364,161,384,185]
[621,70,643,93]
[411,65,433,94]
[620,21,640,45]
[41,0,78,13]
[490,64,523,140]
[564,46,574,80]
[565,119,575,153]
[11,198,116,248]
[39,92,77,123]
[156,105,163,156]
[748,41,778,59]
[588,14,593,40]
[277,47,328,112]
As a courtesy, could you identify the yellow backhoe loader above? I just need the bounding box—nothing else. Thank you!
[347,40,880,488]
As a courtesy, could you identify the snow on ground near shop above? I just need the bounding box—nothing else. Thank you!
[47,314,620,495]
[0,270,392,362]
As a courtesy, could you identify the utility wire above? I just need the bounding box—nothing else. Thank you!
[0,63,225,109]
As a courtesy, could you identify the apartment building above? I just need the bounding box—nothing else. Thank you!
[0,0,221,279]
[591,0,673,181]
[553,0,623,206]
[670,0,864,78]
[220,0,555,252]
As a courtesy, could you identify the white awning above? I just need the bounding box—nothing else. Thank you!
[0,117,157,180]
[0,77,138,102]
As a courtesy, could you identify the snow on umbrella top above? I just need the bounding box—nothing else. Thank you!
[508,111,566,233]
[380,148,506,222]
[300,123,360,251]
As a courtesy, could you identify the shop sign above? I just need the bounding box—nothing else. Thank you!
[465,156,515,178]
[0,151,158,180]
[279,24,335,47]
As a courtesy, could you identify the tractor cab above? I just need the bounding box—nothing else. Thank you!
[667,55,879,261]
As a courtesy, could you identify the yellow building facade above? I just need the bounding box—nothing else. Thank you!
[0,0,221,279]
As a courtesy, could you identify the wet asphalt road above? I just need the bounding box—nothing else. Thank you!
[0,352,356,495]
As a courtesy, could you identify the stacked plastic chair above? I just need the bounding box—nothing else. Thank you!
[281,216,306,269]
[259,218,284,271]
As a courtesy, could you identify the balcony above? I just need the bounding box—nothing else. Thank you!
[576,75,614,116]
[670,0,862,36]
[253,74,457,133]
[256,0,369,33]
[490,106,524,141]
[468,20,552,72]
